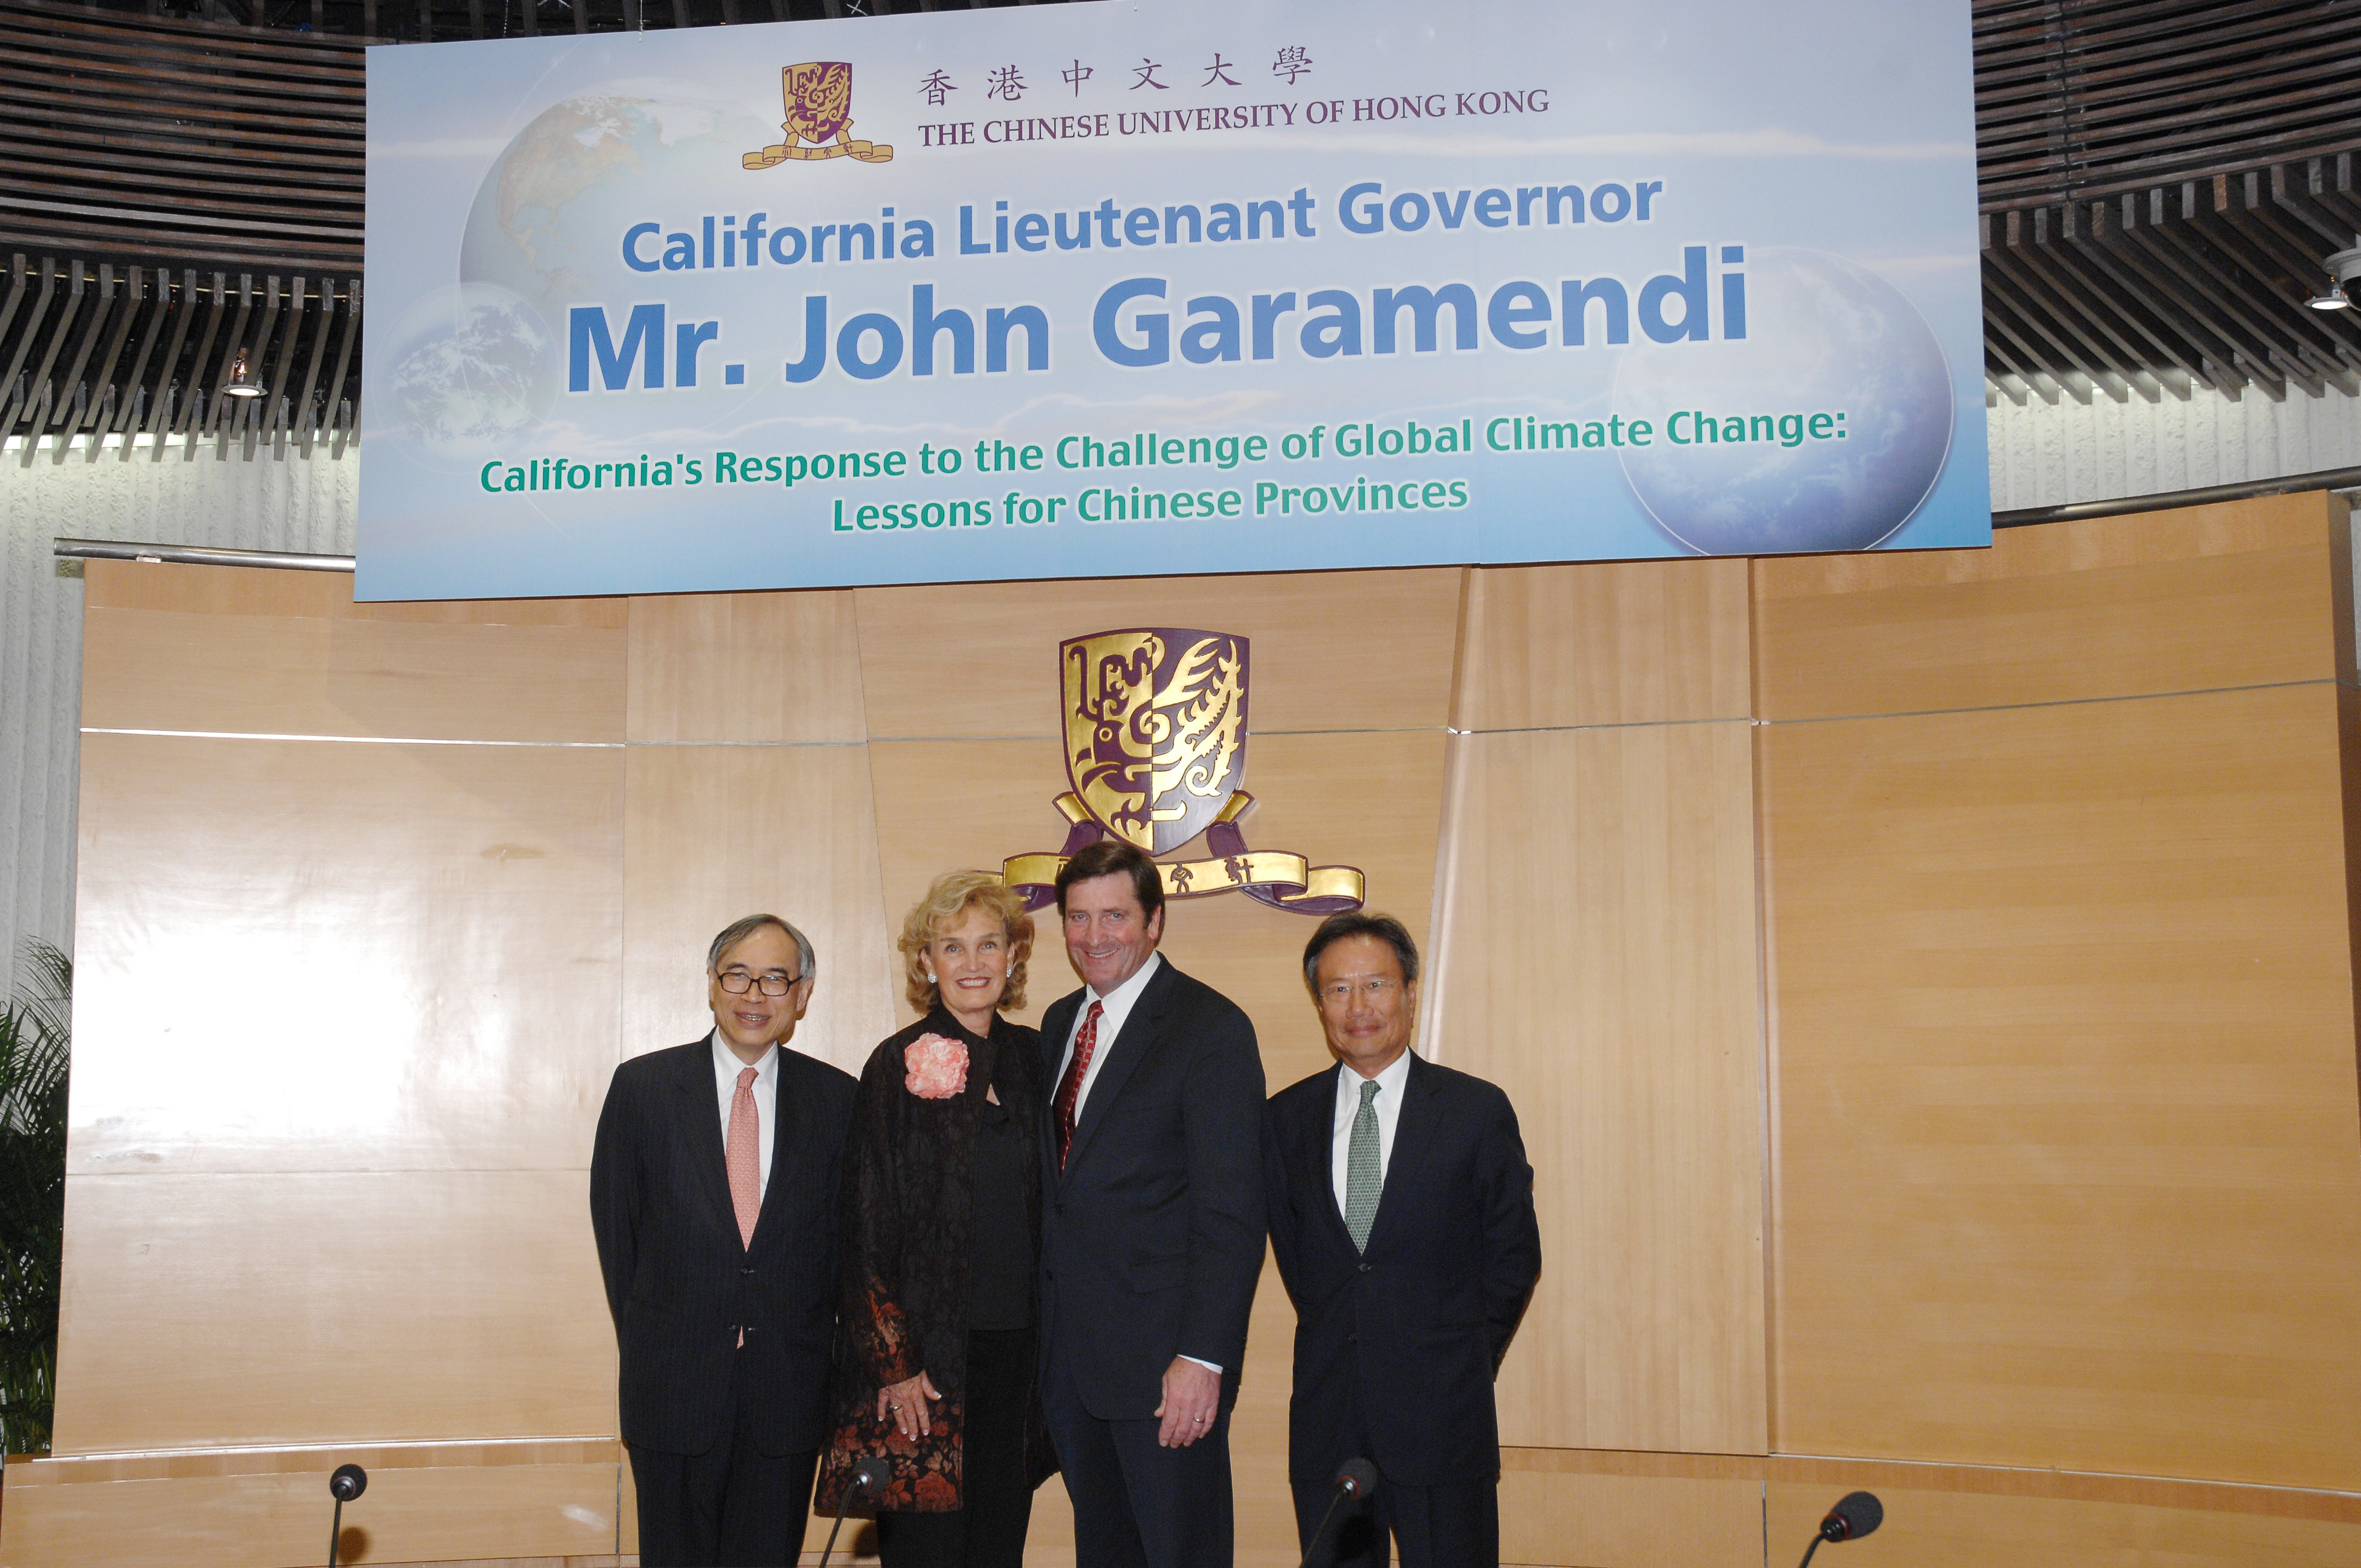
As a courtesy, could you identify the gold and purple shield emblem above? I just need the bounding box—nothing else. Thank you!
[745,61,892,168]
[1062,629,1248,855]
[782,62,856,147]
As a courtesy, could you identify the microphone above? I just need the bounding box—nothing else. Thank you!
[1297,1458,1378,1568]
[1796,1491,1882,1568]
[818,1457,887,1568]
[325,1464,368,1568]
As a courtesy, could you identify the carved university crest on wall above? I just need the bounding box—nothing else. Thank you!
[1002,628,1364,914]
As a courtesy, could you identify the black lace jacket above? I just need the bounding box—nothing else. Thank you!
[814,1006,1058,1513]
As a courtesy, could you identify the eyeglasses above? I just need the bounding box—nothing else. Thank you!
[1318,978,1401,1005]
[717,969,801,997]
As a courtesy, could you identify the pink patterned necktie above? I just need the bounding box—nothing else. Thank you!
[1054,1001,1103,1172]
[726,1066,761,1249]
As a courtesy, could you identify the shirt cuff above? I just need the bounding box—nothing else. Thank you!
[1179,1354,1223,1375]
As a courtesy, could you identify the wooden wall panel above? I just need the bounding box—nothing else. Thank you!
[1764,682,2361,1489]
[52,1169,613,1455]
[83,562,626,630]
[23,565,637,1565]
[41,516,2361,1568]
[1453,559,1754,731]
[80,607,627,744]
[852,568,1464,738]
[627,590,867,745]
[68,733,622,1175]
[1498,1451,1763,1568]
[620,743,896,1079]
[1762,1477,2361,1568]
[0,1454,622,1568]
[621,591,894,1080]
[1431,721,1767,1457]
[1753,492,2353,720]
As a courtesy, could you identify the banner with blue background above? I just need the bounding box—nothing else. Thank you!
[360,0,1985,600]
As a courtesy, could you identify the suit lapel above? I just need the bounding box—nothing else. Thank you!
[674,1040,738,1238]
[1060,959,1174,1181]
[1038,990,1080,1183]
[750,1048,799,1248]
[1362,1053,1437,1255]
[1041,992,1079,1084]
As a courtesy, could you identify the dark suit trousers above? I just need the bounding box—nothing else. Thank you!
[632,1349,818,1568]
[1043,1336,1233,1568]
[1289,1379,1498,1568]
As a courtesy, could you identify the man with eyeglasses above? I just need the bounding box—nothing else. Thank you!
[591,914,858,1567]
[1261,912,1541,1568]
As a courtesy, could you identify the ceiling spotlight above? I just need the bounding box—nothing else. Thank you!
[221,346,265,399]
[2321,244,2361,310]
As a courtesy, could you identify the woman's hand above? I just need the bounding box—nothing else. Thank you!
[877,1370,942,1440]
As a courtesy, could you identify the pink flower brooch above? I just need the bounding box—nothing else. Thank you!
[904,1033,969,1099]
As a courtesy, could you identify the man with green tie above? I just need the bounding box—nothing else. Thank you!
[1260,913,1542,1568]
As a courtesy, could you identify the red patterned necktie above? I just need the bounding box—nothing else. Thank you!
[1054,1000,1103,1172]
[726,1066,761,1249]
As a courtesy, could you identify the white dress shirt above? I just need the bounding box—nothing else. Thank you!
[1330,1048,1414,1217]
[1054,949,1163,1118]
[710,1032,779,1202]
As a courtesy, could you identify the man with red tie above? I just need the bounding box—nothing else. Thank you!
[591,915,858,1567]
[1037,840,1267,1568]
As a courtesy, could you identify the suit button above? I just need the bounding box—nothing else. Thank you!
[741,1266,757,1276]
[1358,1262,1372,1274]
[1347,1333,1357,1344]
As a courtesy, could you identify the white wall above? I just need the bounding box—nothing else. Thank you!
[1988,379,2361,510]
[5,382,2360,994]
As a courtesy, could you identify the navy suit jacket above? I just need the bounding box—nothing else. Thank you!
[1262,1052,1541,1487]
[589,1038,858,1457]
[1038,958,1267,1419]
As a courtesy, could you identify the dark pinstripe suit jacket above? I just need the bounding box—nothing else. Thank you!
[590,1038,858,1456]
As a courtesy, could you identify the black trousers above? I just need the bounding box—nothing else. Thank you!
[1288,1374,1499,1568]
[631,1349,819,1568]
[873,1328,1037,1568]
[1291,1473,1498,1568]
[1041,1335,1233,1568]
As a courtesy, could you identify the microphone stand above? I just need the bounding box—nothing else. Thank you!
[325,1464,367,1568]
[1297,1462,1375,1568]
[1298,1493,1352,1568]
[819,1463,882,1568]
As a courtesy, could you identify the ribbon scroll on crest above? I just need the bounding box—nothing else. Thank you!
[1002,792,1367,916]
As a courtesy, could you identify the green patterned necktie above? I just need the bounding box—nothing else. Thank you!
[1343,1077,1382,1253]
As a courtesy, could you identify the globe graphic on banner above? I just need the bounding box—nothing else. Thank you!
[1613,247,1953,554]
[385,282,552,445]
[390,95,774,451]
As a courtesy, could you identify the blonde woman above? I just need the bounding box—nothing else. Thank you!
[815,871,1057,1568]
